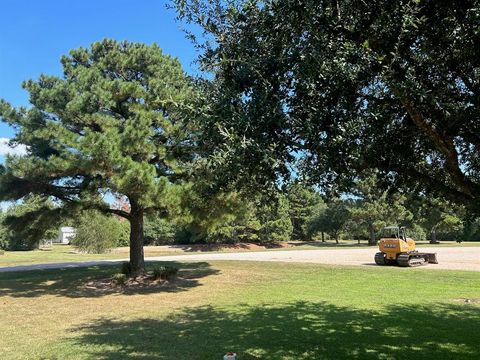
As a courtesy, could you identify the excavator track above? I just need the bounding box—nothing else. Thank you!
[397,254,426,267]
[374,252,386,265]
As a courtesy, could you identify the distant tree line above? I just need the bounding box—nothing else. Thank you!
[1,174,479,252]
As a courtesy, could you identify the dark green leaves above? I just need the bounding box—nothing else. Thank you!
[174,0,480,213]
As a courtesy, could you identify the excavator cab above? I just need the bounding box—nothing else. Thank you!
[381,226,407,241]
[375,226,438,267]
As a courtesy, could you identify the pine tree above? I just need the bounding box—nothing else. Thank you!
[349,176,412,245]
[0,40,196,274]
[286,182,325,240]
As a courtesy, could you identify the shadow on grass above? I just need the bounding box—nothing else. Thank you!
[0,261,219,298]
[67,301,480,360]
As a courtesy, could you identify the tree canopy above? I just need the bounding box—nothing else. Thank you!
[0,39,197,273]
[174,0,480,213]
[307,200,350,243]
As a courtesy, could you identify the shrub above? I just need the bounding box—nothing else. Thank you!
[71,211,126,253]
[152,265,179,280]
[0,214,9,250]
[120,262,132,276]
[111,273,127,285]
[116,220,131,247]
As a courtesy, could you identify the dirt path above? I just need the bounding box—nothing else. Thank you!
[1,247,479,273]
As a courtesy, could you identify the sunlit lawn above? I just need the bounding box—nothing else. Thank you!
[0,261,479,359]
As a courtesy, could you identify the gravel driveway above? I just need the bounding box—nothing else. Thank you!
[149,246,480,271]
[1,246,479,273]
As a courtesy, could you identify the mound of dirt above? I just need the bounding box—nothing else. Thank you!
[112,241,299,254]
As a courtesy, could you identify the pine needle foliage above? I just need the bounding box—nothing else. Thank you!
[0,39,197,273]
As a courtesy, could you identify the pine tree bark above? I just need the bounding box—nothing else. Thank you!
[129,200,145,276]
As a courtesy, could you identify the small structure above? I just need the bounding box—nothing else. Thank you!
[54,227,76,244]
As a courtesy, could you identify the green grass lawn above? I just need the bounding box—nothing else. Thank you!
[1,240,478,268]
[0,261,479,359]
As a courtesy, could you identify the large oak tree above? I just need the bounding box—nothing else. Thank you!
[174,0,480,213]
[0,40,196,274]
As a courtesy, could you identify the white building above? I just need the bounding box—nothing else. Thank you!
[54,227,76,244]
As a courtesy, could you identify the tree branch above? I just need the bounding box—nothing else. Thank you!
[390,86,476,197]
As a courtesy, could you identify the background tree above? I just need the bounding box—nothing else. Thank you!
[463,217,480,242]
[198,200,262,243]
[419,198,464,243]
[174,0,480,214]
[144,215,178,245]
[0,212,7,250]
[177,192,292,243]
[286,182,325,241]
[0,40,196,274]
[349,176,413,245]
[256,194,293,242]
[307,200,350,244]
[172,184,251,243]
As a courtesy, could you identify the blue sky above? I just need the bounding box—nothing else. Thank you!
[0,0,199,143]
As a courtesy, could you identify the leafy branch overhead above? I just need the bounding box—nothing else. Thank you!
[174,0,480,213]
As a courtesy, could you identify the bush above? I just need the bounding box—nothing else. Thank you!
[111,273,127,285]
[116,220,131,247]
[71,211,126,253]
[152,265,179,280]
[0,214,9,250]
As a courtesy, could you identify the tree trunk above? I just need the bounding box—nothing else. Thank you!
[129,202,145,276]
[368,226,376,246]
[321,232,325,243]
[335,233,339,244]
[430,228,439,244]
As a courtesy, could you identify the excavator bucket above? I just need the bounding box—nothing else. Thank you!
[424,253,438,264]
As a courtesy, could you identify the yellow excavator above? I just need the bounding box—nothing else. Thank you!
[374,226,438,267]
